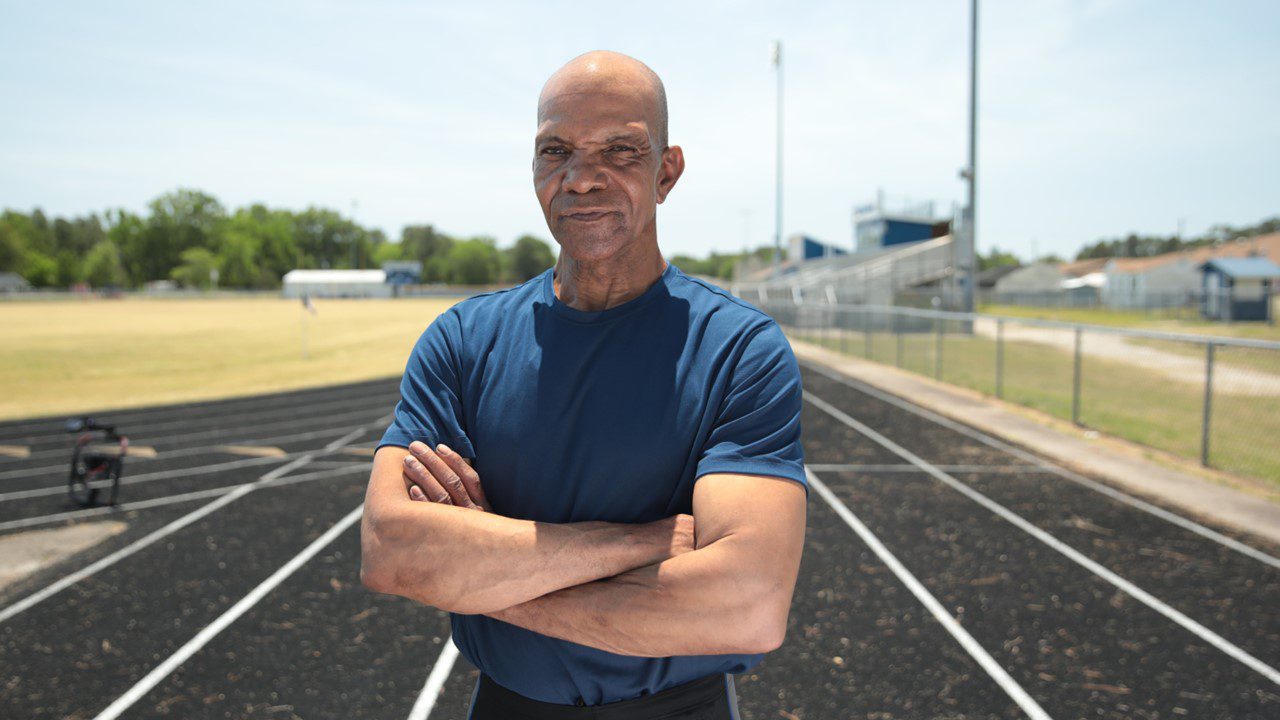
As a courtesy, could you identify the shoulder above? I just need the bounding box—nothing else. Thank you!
[447,270,547,322]
[668,265,778,334]
[668,265,789,349]
[408,272,547,361]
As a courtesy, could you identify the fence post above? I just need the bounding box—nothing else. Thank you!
[864,309,872,358]
[896,313,904,368]
[934,315,943,380]
[996,318,1004,399]
[1072,326,1082,425]
[839,308,848,355]
[1201,342,1215,467]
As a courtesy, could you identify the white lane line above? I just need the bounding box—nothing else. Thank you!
[805,467,1053,720]
[804,391,1280,687]
[0,385,398,448]
[407,638,462,720]
[802,361,1280,570]
[0,404,387,477]
[90,503,365,720]
[0,464,368,533]
[806,463,1046,473]
[0,453,304,503]
[0,423,377,624]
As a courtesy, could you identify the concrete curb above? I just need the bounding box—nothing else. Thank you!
[792,339,1280,547]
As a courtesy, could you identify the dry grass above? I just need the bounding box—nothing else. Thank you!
[0,296,458,420]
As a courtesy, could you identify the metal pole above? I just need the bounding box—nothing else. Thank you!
[840,308,848,354]
[962,0,978,314]
[863,309,872,358]
[995,318,1004,398]
[1201,343,1215,466]
[896,313,904,368]
[935,315,943,380]
[771,40,784,278]
[1072,326,1082,425]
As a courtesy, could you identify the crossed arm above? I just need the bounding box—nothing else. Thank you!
[359,443,807,657]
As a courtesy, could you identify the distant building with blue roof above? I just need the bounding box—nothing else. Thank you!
[1198,256,1280,321]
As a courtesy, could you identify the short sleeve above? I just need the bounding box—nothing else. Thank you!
[376,309,476,458]
[695,321,807,496]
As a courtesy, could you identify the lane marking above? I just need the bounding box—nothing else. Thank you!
[85,444,158,459]
[0,445,30,459]
[0,419,378,502]
[0,385,398,448]
[1,404,389,476]
[0,423,379,624]
[90,503,365,720]
[0,465,367,533]
[407,638,462,720]
[215,445,287,458]
[805,390,1280,686]
[0,454,303,503]
[806,463,1046,473]
[802,361,1280,570]
[805,467,1053,720]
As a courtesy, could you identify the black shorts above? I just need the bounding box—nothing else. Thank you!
[466,672,742,720]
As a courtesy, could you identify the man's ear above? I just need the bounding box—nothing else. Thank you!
[656,145,685,204]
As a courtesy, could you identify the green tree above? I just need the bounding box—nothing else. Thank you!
[977,246,1021,271]
[506,235,555,282]
[400,224,453,264]
[128,189,227,283]
[105,209,146,286]
[83,239,128,288]
[446,238,501,285]
[170,247,219,289]
[0,216,26,273]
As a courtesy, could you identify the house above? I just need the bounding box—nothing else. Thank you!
[1198,257,1280,321]
[0,272,32,294]
[1102,232,1280,309]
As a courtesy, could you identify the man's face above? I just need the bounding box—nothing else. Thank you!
[533,85,681,263]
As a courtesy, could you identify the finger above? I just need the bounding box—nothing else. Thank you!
[402,453,452,505]
[408,484,428,502]
[437,444,491,512]
[410,443,477,509]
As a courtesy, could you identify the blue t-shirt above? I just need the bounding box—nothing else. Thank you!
[377,262,807,706]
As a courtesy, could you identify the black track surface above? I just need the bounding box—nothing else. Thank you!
[0,364,1275,719]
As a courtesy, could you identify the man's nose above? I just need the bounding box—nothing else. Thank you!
[561,153,607,194]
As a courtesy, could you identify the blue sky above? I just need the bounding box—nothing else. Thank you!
[2,0,1277,262]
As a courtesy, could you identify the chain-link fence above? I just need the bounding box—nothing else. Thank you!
[763,301,1280,484]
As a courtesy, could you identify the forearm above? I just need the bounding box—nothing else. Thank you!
[361,500,670,615]
[486,537,791,657]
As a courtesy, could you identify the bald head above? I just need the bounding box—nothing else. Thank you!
[538,50,668,150]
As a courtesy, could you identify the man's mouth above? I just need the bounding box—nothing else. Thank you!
[563,210,613,222]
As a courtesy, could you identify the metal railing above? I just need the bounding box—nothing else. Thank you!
[762,300,1280,483]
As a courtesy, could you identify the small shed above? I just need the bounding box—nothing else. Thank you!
[1198,257,1280,321]
[0,272,32,294]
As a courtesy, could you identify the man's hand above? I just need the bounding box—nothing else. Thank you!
[402,441,492,511]
[399,441,697,557]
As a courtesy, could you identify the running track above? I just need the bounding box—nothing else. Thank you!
[0,362,1276,719]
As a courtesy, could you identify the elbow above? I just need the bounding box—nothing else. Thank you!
[359,505,434,599]
[734,584,793,654]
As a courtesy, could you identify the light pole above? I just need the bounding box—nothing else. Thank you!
[960,0,978,312]
[771,40,784,278]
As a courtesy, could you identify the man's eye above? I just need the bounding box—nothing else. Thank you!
[541,147,567,156]
[608,145,635,153]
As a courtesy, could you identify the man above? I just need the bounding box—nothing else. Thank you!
[360,50,808,719]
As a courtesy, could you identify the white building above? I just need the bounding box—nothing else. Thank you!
[281,269,390,299]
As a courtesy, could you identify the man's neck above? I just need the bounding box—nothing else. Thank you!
[553,244,668,313]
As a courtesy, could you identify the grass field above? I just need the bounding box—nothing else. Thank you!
[794,325,1280,485]
[0,296,458,420]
